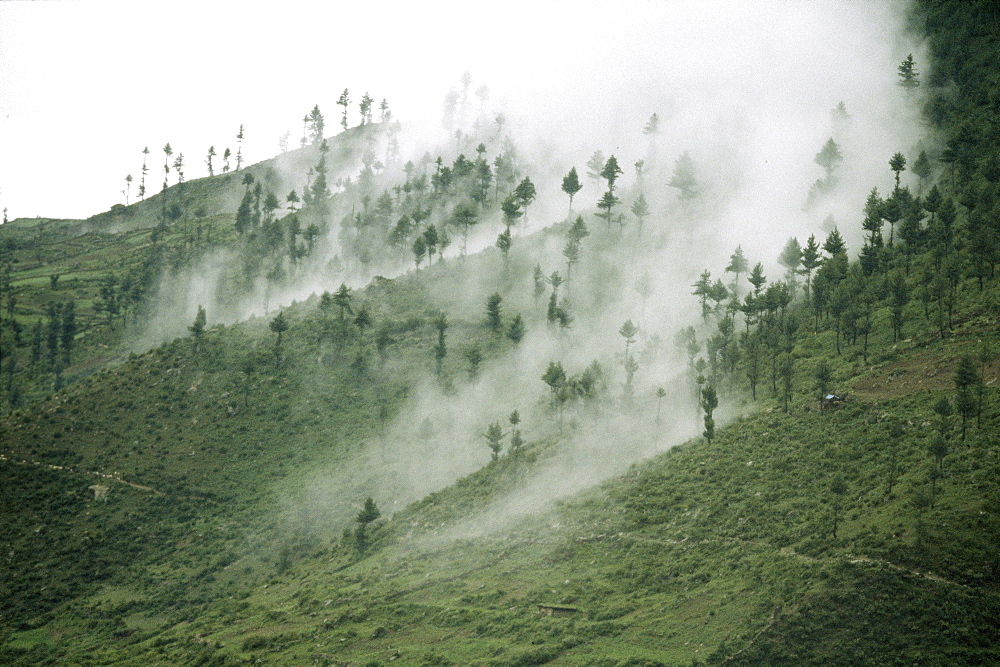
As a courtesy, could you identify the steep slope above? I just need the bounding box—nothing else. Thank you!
[2,0,999,664]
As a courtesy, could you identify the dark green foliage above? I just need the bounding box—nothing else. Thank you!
[189,304,206,354]
[484,421,504,460]
[700,385,718,441]
[954,355,980,440]
[496,227,511,261]
[0,7,998,663]
[433,312,448,375]
[897,53,919,89]
[814,137,843,178]
[465,345,482,378]
[508,314,525,343]
[486,292,502,330]
[561,166,582,212]
[269,311,289,363]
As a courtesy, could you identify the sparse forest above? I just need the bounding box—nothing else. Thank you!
[0,1,998,664]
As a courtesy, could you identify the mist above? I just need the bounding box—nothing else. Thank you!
[132,0,928,546]
[4,1,929,542]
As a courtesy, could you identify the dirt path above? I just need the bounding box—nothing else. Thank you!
[576,531,972,591]
[0,451,166,496]
[847,554,970,589]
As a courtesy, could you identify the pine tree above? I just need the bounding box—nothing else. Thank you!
[235,124,244,171]
[701,385,718,440]
[484,421,504,460]
[269,311,289,364]
[514,177,536,225]
[814,138,843,179]
[643,112,660,136]
[748,262,767,296]
[338,88,350,130]
[162,143,173,191]
[561,166,583,214]
[823,228,847,257]
[433,313,448,376]
[333,283,353,320]
[189,305,207,354]
[668,151,698,201]
[897,54,919,90]
[354,497,381,552]
[801,234,822,299]
[585,150,605,183]
[631,192,650,238]
[501,195,523,232]
[59,301,76,366]
[778,237,802,293]
[726,246,749,294]
[139,146,149,200]
[486,293,503,331]
[912,150,931,194]
[533,265,546,303]
[889,152,907,192]
[601,155,623,192]
[508,314,525,343]
[410,235,427,269]
[308,105,325,144]
[954,355,981,441]
[496,228,512,261]
[619,319,638,360]
[359,93,374,125]
[206,146,216,176]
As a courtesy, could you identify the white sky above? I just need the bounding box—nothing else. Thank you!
[0,0,915,220]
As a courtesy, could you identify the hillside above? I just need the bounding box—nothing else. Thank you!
[1,1,999,664]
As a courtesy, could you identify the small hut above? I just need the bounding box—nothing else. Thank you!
[536,604,577,617]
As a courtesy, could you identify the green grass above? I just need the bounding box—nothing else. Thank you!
[2,9,1000,660]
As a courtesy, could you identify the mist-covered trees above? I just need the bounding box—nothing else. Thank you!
[778,238,802,293]
[596,155,624,230]
[563,216,589,281]
[162,143,172,192]
[235,124,245,171]
[433,313,448,376]
[668,151,698,202]
[338,89,350,130]
[808,138,843,207]
[307,105,325,144]
[815,138,843,179]
[359,93,374,125]
[353,497,381,552]
[486,293,503,331]
[586,151,605,185]
[898,54,920,90]
[483,421,503,460]
[631,193,649,238]
[725,246,749,294]
[189,305,207,354]
[139,146,149,200]
[513,177,536,225]
[912,150,931,194]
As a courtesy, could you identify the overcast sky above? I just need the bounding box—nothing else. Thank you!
[0,0,917,221]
